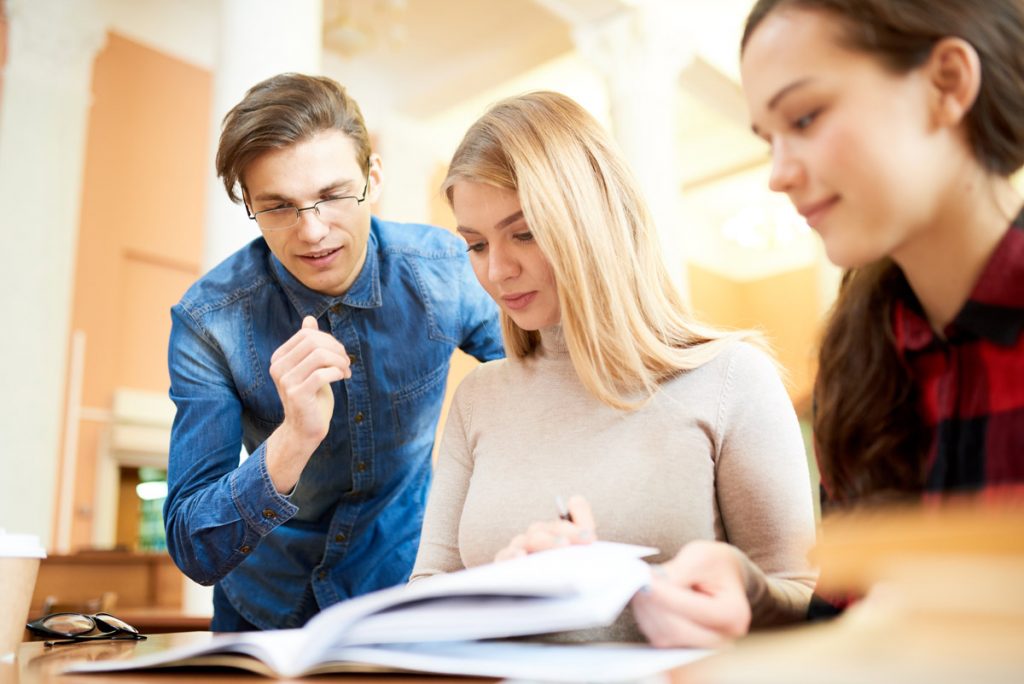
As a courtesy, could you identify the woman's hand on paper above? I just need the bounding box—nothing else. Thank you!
[494,495,596,561]
[632,540,751,648]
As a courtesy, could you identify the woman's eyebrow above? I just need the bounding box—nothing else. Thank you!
[495,210,525,230]
[457,210,525,236]
[768,77,813,110]
[751,78,816,138]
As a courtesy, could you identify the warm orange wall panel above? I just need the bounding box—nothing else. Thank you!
[62,32,211,548]
[428,163,481,460]
[688,263,821,403]
[87,34,208,267]
[70,423,102,548]
[429,162,455,231]
[742,266,821,403]
[687,265,747,331]
[118,254,202,391]
[73,32,210,406]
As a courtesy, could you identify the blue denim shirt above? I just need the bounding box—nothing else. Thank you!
[164,217,503,629]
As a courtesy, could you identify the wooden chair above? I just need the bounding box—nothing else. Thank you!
[39,591,118,616]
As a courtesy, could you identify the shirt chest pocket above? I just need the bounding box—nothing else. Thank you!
[390,362,449,450]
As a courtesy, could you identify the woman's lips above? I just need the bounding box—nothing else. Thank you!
[502,292,537,310]
[798,196,839,230]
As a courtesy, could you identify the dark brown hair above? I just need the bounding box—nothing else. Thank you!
[216,73,371,204]
[742,0,1024,505]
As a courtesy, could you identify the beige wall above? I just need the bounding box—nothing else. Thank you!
[0,4,6,113]
[56,32,211,548]
[429,162,483,461]
[689,263,821,405]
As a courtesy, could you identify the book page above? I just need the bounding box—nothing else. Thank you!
[322,641,712,682]
[298,541,656,666]
[66,542,658,678]
[341,563,649,644]
[65,629,307,676]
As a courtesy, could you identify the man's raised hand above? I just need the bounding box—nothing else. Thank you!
[265,316,351,492]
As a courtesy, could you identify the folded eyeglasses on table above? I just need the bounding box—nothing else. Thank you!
[26,612,147,647]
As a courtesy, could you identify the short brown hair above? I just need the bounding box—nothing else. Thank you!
[216,73,372,204]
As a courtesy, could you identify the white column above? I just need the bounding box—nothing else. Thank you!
[571,1,693,298]
[0,0,106,545]
[202,0,324,271]
[374,112,439,225]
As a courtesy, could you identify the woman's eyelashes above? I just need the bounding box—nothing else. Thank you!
[465,231,534,253]
[792,107,822,131]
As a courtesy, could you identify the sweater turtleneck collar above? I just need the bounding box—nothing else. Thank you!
[538,324,569,355]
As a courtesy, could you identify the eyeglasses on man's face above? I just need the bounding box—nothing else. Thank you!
[247,168,370,232]
[27,612,147,647]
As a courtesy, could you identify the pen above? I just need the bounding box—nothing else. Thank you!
[555,495,574,523]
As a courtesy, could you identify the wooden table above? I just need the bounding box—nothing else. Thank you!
[12,503,1020,683]
[4,633,496,683]
[109,609,210,634]
[6,614,1022,684]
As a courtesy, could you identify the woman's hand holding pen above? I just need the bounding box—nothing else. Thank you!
[631,540,751,648]
[493,495,596,561]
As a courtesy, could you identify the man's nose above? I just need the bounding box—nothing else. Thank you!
[294,206,330,242]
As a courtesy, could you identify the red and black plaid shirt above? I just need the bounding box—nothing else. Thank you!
[809,210,1024,621]
[893,208,1024,495]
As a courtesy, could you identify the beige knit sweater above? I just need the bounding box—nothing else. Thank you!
[411,328,817,641]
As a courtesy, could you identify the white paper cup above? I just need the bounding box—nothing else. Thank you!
[0,530,46,662]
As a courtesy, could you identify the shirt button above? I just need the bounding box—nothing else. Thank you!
[349,354,359,366]
[318,570,327,580]
[240,545,251,554]
[334,533,347,543]
[262,509,277,519]
[330,304,343,314]
[356,462,367,473]
[354,412,364,424]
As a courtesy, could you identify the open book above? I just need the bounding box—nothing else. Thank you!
[68,542,711,680]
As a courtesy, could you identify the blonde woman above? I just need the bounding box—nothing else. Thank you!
[411,91,816,644]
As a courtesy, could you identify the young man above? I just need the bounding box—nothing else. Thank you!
[164,73,503,631]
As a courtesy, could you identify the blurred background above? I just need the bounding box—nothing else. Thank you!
[1,0,844,620]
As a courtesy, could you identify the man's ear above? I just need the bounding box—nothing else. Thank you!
[367,153,384,205]
[926,36,982,128]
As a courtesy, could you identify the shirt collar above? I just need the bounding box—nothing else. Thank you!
[268,219,383,318]
[894,206,1024,351]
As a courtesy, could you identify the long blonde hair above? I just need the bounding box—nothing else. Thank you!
[443,91,758,410]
